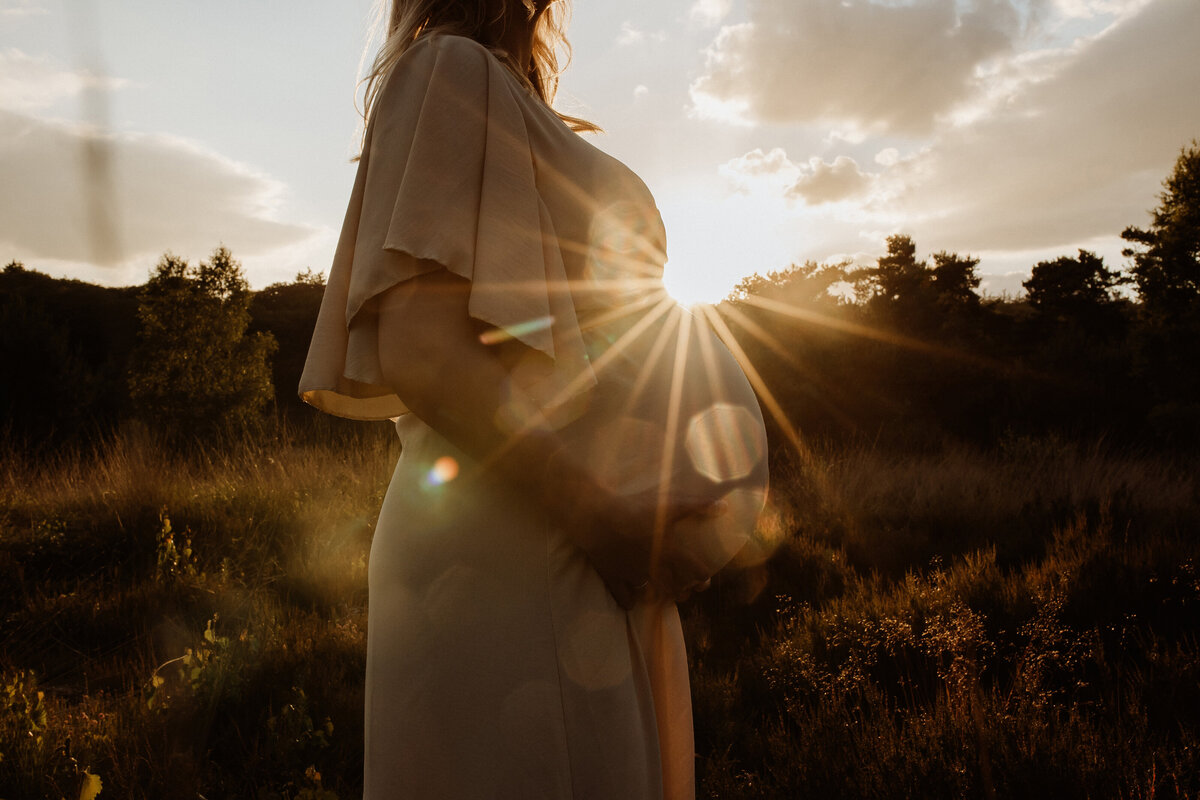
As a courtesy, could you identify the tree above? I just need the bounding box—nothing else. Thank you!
[293,267,326,287]
[872,234,930,306]
[728,260,848,306]
[128,247,276,435]
[1023,249,1126,325]
[249,271,328,418]
[930,251,981,311]
[1120,143,1200,437]
[0,292,97,441]
[1,263,140,442]
[1122,141,1200,320]
[847,234,942,332]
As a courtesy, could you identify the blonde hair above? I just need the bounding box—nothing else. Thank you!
[358,0,598,146]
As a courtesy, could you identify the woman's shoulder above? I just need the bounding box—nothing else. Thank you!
[397,33,495,75]
[370,34,495,127]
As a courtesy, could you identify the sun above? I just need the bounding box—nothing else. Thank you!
[663,263,731,308]
[657,193,797,308]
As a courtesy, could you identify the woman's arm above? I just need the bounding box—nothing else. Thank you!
[376,268,717,603]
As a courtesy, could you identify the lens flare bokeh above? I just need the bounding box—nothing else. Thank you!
[685,402,766,483]
[422,455,460,489]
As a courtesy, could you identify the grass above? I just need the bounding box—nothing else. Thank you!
[0,422,396,799]
[2,427,1198,798]
[687,440,1200,798]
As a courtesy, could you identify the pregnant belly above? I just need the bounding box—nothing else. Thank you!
[562,302,769,577]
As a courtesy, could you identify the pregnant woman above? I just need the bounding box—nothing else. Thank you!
[299,0,768,797]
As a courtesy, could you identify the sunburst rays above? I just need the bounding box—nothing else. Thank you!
[716,301,861,434]
[693,303,825,485]
[734,293,1051,381]
[650,305,692,565]
[470,244,1061,582]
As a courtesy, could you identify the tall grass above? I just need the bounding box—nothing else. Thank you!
[1,423,396,799]
[688,438,1200,799]
[2,428,1197,798]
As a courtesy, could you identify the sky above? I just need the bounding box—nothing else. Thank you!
[2,0,1198,305]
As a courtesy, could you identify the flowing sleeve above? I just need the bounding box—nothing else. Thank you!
[298,34,595,422]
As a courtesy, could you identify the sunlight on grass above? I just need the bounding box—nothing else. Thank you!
[2,427,1198,797]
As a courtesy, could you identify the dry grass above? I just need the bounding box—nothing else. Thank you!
[775,435,1197,574]
[688,438,1200,799]
[2,428,1198,798]
[0,424,396,799]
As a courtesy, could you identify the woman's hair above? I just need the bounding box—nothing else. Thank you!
[359,0,598,143]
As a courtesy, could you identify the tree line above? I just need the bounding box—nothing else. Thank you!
[0,249,330,447]
[2,141,1198,452]
[727,141,1200,451]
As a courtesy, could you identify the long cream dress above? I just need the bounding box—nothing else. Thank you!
[299,33,746,799]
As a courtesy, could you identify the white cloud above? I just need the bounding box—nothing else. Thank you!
[0,48,315,280]
[720,148,881,205]
[0,111,317,272]
[686,0,1199,279]
[722,147,797,178]
[0,49,127,112]
[616,21,666,47]
[633,84,650,101]
[1051,0,1150,20]
[719,147,801,192]
[690,0,1022,135]
[787,156,875,205]
[690,0,733,27]
[886,0,1200,251]
[0,0,46,16]
[687,87,753,127]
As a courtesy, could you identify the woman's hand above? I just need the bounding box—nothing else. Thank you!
[573,482,726,609]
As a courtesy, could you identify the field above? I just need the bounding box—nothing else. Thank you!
[1,428,1198,799]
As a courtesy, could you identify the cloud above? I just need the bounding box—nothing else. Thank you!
[0,48,127,112]
[689,0,1021,135]
[616,21,666,47]
[722,147,797,178]
[720,148,877,204]
[719,147,801,192]
[875,148,900,167]
[0,111,317,271]
[787,156,875,205]
[690,0,733,27]
[887,0,1200,251]
[700,0,1199,276]
[0,0,46,16]
[1051,0,1149,20]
